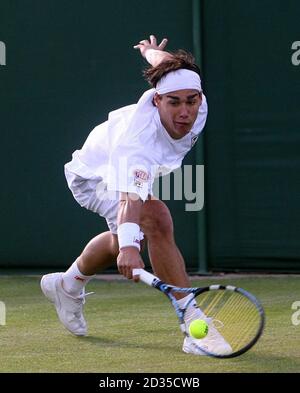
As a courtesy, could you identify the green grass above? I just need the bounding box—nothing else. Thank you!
[0,275,299,372]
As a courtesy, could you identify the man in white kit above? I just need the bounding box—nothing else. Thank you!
[41,35,231,355]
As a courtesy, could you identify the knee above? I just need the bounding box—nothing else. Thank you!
[140,200,174,239]
[80,232,119,263]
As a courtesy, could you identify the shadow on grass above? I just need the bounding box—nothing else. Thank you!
[77,336,300,370]
[226,350,300,372]
[77,335,177,352]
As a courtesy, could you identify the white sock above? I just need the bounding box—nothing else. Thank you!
[62,260,95,296]
[177,294,205,325]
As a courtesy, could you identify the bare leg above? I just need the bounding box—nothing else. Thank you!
[75,200,190,286]
[77,231,119,275]
[140,199,191,288]
[148,240,190,288]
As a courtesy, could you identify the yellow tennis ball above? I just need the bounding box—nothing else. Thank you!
[189,319,209,339]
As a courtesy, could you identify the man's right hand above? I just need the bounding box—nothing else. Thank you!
[133,35,168,57]
[117,247,145,281]
[133,35,172,67]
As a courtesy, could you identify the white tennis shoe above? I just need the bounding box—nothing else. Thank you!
[41,272,89,336]
[182,319,232,356]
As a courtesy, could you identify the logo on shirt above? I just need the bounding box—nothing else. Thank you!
[74,275,85,282]
[133,169,149,188]
[191,135,198,147]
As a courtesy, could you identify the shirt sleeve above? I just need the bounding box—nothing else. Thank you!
[106,137,157,202]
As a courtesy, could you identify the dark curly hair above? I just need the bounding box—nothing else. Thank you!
[143,50,201,88]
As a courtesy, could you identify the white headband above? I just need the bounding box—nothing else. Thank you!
[156,69,202,95]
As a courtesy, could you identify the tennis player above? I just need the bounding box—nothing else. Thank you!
[41,35,231,355]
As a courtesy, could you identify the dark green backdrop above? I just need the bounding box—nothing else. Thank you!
[203,0,300,271]
[0,0,299,271]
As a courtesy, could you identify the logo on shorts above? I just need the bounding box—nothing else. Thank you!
[134,169,149,188]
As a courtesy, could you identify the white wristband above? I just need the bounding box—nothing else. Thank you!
[117,222,141,251]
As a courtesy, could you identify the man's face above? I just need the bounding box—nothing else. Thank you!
[154,89,202,139]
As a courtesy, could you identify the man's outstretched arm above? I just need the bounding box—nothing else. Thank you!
[117,192,145,280]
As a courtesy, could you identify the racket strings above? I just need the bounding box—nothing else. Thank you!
[196,290,261,352]
[216,295,259,350]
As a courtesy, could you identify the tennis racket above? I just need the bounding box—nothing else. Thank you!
[133,268,265,359]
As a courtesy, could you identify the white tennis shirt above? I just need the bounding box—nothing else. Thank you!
[65,95,208,201]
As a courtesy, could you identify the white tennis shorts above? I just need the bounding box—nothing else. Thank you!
[65,168,119,234]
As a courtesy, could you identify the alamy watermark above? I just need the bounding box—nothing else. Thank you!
[291,301,300,326]
[95,161,204,212]
[0,301,6,326]
[0,41,6,66]
[291,41,300,66]
[152,165,204,212]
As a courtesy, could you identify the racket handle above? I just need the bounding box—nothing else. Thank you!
[132,268,158,287]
